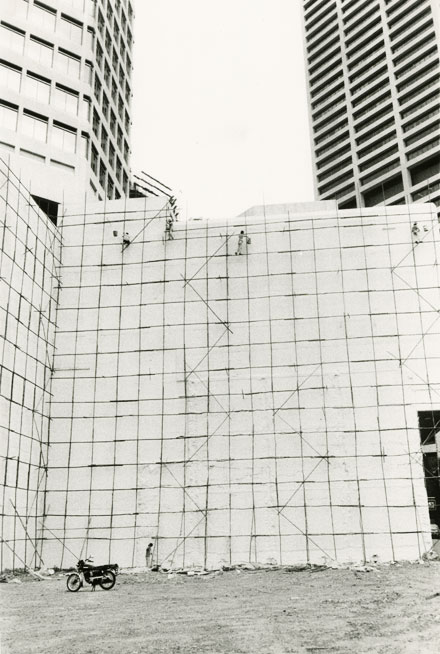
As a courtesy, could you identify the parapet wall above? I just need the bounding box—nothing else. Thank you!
[40,197,438,569]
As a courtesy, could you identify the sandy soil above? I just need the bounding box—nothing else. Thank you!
[1,563,440,654]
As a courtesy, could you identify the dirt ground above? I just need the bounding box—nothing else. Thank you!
[1,563,440,654]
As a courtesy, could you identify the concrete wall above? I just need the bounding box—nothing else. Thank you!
[0,159,60,570]
[40,196,437,569]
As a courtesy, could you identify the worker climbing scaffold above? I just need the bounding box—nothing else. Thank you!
[165,215,174,240]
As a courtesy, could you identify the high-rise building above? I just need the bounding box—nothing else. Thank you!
[0,0,133,214]
[302,0,440,210]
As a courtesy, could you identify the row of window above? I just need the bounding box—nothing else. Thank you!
[0,99,128,201]
[23,1,85,45]
[90,143,129,200]
[0,101,84,156]
[2,22,84,79]
[97,2,133,57]
[1,61,88,119]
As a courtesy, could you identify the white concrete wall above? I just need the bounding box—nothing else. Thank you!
[0,159,60,570]
[40,197,438,569]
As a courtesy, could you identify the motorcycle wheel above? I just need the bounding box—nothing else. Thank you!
[99,570,116,590]
[66,572,82,592]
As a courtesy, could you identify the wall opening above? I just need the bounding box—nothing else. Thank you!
[419,410,440,539]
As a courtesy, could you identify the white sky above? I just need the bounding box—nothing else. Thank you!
[131,0,314,219]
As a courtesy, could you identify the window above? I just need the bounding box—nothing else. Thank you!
[111,78,118,102]
[28,36,54,66]
[84,60,93,85]
[99,161,106,187]
[112,49,118,71]
[31,194,58,226]
[107,176,114,200]
[95,41,103,68]
[109,110,116,135]
[104,61,111,86]
[26,73,51,104]
[101,126,108,153]
[123,140,129,161]
[82,95,91,120]
[97,9,104,35]
[32,2,56,31]
[94,74,102,100]
[81,132,90,159]
[53,85,79,115]
[0,24,25,54]
[86,27,95,50]
[57,49,81,78]
[118,95,124,118]
[22,111,48,142]
[116,157,122,181]
[0,62,21,93]
[91,144,98,174]
[105,29,112,52]
[102,92,109,118]
[59,14,82,45]
[92,108,100,134]
[0,102,18,131]
[52,122,77,153]
[117,125,123,149]
[108,142,115,167]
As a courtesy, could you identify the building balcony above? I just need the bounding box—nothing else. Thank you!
[314,116,349,146]
[317,158,353,185]
[311,84,345,114]
[391,13,433,52]
[306,7,338,42]
[304,0,328,23]
[343,0,373,24]
[357,134,398,165]
[313,100,347,128]
[306,22,340,56]
[388,0,430,35]
[345,20,382,52]
[344,9,381,41]
[316,132,351,160]
[386,0,419,18]
[406,136,440,163]
[395,51,439,88]
[309,51,342,82]
[310,74,344,105]
[402,99,440,133]
[360,156,401,189]
[397,66,440,102]
[355,121,396,150]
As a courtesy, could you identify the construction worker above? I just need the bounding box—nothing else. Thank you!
[145,542,154,568]
[235,230,245,255]
[165,216,174,240]
[411,222,421,244]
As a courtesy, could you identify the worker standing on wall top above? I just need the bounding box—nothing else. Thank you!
[235,230,245,255]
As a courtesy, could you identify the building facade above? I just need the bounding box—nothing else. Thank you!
[1,161,438,569]
[302,0,440,210]
[0,0,133,212]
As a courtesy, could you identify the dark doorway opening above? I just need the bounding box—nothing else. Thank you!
[418,410,440,539]
[31,195,59,227]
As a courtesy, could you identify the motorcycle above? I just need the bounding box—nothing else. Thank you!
[66,557,119,592]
